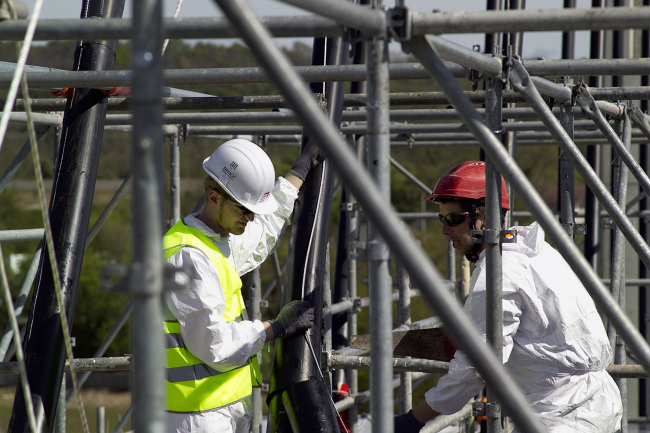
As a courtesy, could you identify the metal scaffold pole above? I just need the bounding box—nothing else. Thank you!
[366,8,394,433]
[130,0,166,432]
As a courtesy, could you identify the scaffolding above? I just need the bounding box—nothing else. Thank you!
[1,0,650,432]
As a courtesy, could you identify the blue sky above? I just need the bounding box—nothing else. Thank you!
[17,0,594,58]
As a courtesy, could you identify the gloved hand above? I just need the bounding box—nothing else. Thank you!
[394,409,425,433]
[289,140,323,181]
[270,300,315,338]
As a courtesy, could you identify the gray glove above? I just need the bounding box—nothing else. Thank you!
[270,300,315,338]
[289,141,323,181]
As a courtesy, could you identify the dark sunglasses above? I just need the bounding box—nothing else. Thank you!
[438,212,470,227]
[218,190,254,216]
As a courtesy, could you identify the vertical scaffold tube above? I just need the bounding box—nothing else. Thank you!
[131,0,166,432]
[366,13,394,433]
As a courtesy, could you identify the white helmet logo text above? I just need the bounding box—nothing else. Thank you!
[222,161,238,180]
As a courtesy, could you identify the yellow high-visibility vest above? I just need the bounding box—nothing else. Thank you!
[162,220,262,413]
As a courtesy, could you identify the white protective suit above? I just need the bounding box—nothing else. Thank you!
[165,177,299,433]
[425,222,622,433]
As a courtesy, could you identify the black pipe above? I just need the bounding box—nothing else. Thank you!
[330,25,368,407]
[558,0,576,238]
[584,0,604,272]
[8,1,125,432]
[561,0,576,60]
[612,0,625,88]
[267,35,348,432]
[484,0,501,55]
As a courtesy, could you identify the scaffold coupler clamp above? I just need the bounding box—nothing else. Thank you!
[502,45,515,86]
[470,229,517,245]
[467,45,483,91]
[178,123,188,143]
[573,81,598,117]
[388,5,413,53]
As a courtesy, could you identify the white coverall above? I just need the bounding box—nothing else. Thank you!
[425,222,622,433]
[165,177,299,433]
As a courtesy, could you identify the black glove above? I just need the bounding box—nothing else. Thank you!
[270,300,315,338]
[394,410,425,433]
[289,141,323,181]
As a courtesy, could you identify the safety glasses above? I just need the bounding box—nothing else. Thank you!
[438,212,470,227]
[220,191,254,216]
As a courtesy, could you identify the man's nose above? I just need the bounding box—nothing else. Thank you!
[245,212,255,222]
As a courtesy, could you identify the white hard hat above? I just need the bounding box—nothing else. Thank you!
[202,139,278,215]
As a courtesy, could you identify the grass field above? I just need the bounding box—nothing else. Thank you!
[0,387,132,433]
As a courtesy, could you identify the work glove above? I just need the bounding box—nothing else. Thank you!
[270,300,315,338]
[394,410,425,433]
[289,140,323,181]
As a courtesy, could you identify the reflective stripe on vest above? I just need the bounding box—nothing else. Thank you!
[162,220,262,413]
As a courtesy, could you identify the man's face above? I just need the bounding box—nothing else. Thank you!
[208,189,255,237]
[438,201,476,257]
[218,198,255,236]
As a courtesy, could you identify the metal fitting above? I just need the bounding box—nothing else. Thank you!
[387,6,412,42]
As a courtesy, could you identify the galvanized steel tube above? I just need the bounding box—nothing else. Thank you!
[130,0,166,432]
[411,6,650,35]
[365,20,394,433]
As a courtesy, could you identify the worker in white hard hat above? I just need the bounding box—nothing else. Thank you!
[395,161,622,433]
[162,138,320,433]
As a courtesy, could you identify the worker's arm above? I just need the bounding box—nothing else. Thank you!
[394,400,440,432]
[412,400,441,423]
[284,172,304,189]
[286,140,322,188]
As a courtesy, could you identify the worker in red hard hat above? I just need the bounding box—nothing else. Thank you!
[163,139,320,433]
[425,160,510,263]
[395,161,622,433]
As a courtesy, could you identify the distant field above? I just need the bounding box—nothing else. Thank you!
[0,386,132,433]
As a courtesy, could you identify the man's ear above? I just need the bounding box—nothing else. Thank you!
[476,206,487,225]
[208,189,220,205]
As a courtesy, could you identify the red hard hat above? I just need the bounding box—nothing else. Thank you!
[425,161,510,210]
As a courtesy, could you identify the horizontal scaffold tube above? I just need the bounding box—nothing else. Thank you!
[2,7,650,42]
[411,7,650,34]
[2,59,648,89]
[328,354,647,378]
[0,357,132,375]
[0,16,344,41]
[10,86,650,112]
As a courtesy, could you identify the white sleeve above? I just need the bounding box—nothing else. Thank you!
[230,177,299,275]
[425,262,523,414]
[165,247,267,372]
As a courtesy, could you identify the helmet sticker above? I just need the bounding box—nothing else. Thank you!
[259,192,270,203]
[221,161,238,180]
